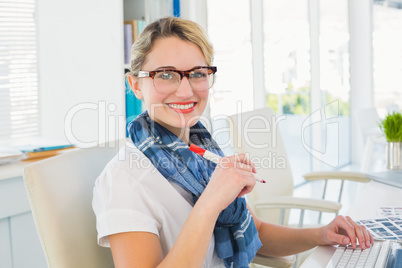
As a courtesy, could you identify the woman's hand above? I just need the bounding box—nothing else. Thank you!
[318,215,374,249]
[109,154,257,268]
[199,153,257,212]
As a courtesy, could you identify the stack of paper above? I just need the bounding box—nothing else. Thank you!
[0,137,75,162]
[0,146,25,165]
[357,216,402,241]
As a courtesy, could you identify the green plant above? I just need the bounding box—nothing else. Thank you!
[379,112,402,142]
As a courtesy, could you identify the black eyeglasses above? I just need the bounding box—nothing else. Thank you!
[137,66,217,94]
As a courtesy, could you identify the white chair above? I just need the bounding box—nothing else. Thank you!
[227,108,355,225]
[226,108,370,267]
[23,142,125,268]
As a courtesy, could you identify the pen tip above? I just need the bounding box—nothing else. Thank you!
[261,180,266,183]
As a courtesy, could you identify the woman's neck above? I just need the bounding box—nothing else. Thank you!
[153,119,190,144]
[171,127,190,145]
[146,113,191,145]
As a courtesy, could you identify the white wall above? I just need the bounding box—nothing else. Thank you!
[37,0,126,147]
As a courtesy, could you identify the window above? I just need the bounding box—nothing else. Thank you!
[206,0,253,117]
[372,0,402,117]
[318,0,350,171]
[207,0,351,185]
[263,0,312,185]
[0,0,39,141]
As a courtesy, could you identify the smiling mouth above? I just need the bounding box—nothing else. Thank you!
[167,102,196,110]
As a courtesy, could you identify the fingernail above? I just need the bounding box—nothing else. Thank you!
[343,238,348,244]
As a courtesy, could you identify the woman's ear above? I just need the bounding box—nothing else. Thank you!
[127,74,143,100]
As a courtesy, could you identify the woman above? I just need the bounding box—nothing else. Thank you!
[92,17,373,268]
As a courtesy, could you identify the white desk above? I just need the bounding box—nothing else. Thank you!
[366,170,402,189]
[301,181,402,268]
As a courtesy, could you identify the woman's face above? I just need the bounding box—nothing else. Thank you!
[132,37,210,139]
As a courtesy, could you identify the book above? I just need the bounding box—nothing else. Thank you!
[137,20,147,36]
[0,146,25,165]
[125,77,142,137]
[23,146,75,160]
[123,23,133,64]
[13,137,75,161]
[124,20,138,43]
[123,20,147,65]
[123,19,147,46]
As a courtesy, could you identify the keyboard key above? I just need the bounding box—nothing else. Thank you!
[326,241,395,268]
[337,247,354,267]
[356,247,370,268]
[365,243,381,268]
[346,248,362,267]
[326,246,345,268]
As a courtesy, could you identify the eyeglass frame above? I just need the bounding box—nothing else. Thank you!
[136,66,217,94]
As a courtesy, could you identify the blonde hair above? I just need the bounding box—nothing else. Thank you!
[130,17,214,75]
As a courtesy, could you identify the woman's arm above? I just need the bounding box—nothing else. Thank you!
[249,206,374,257]
[109,154,257,268]
[109,198,220,268]
[109,232,164,268]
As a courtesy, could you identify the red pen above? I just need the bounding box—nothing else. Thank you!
[189,144,266,183]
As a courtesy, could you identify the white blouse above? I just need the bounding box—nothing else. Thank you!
[92,142,224,267]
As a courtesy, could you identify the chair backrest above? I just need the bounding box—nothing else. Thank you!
[227,107,294,223]
[23,142,124,268]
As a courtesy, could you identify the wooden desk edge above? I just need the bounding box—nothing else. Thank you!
[0,148,78,181]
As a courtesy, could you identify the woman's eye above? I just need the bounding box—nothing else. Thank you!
[191,70,207,79]
[158,72,174,80]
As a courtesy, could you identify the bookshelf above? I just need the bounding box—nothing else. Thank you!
[123,0,147,70]
[123,0,147,135]
[122,1,180,133]
[124,19,147,67]
[122,1,176,136]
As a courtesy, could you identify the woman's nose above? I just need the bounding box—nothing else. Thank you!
[175,77,194,98]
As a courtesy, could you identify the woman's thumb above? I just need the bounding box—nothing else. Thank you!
[331,233,350,245]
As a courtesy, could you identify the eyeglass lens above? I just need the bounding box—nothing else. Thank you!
[153,68,214,94]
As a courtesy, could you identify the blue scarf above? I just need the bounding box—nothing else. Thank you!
[128,111,261,268]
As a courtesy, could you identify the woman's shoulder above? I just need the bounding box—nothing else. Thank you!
[96,140,160,185]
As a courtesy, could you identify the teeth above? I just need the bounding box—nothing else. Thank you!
[168,103,195,109]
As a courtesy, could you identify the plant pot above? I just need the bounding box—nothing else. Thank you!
[386,142,402,170]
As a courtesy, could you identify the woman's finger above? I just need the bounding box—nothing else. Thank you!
[344,216,366,249]
[362,225,373,248]
[223,153,256,173]
[331,216,357,248]
[236,169,256,197]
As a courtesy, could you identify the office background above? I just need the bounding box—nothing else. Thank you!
[2,0,400,186]
[1,0,401,267]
